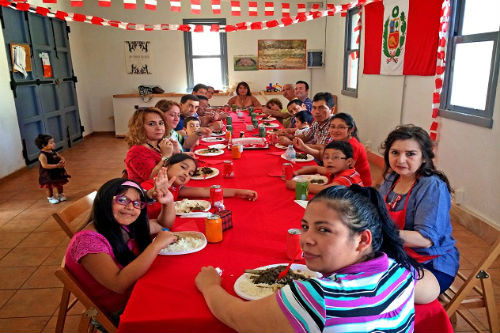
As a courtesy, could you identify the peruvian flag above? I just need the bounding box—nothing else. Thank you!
[248,1,257,16]
[211,0,220,14]
[144,0,156,10]
[190,0,201,14]
[98,0,111,7]
[363,0,443,75]
[264,2,274,16]
[281,2,290,17]
[71,0,83,6]
[169,0,181,12]
[231,1,241,16]
[123,0,136,9]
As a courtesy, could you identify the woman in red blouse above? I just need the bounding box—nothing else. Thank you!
[125,108,180,183]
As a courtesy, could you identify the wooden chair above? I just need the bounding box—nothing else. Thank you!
[439,204,500,333]
[55,262,117,333]
[52,191,96,238]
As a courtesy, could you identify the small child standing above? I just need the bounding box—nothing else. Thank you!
[293,110,313,136]
[35,134,70,204]
[286,141,363,194]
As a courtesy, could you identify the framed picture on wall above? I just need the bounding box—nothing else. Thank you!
[257,40,307,70]
[234,55,258,71]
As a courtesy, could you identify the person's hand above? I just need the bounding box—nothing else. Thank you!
[159,138,174,157]
[170,139,181,155]
[185,151,196,158]
[316,166,329,176]
[153,168,176,205]
[292,137,306,151]
[235,189,258,201]
[199,127,212,137]
[153,229,178,251]
[278,136,292,146]
[195,266,221,293]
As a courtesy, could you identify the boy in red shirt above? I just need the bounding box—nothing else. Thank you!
[286,141,363,194]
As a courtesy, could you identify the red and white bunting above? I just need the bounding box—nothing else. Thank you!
[123,0,136,10]
[264,1,274,16]
[248,1,257,16]
[326,3,336,16]
[211,0,220,14]
[281,2,290,17]
[190,0,201,14]
[144,0,156,10]
[71,0,83,7]
[98,0,111,7]
[309,3,319,14]
[231,1,240,16]
[297,3,306,14]
[42,0,57,4]
[169,0,180,12]
[429,0,450,141]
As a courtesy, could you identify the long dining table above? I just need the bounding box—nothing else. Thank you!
[117,111,453,333]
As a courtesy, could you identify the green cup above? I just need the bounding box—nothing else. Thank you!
[259,126,266,137]
[226,116,232,125]
[231,104,237,111]
[295,181,309,200]
[249,106,254,113]
[226,125,233,134]
[252,119,258,128]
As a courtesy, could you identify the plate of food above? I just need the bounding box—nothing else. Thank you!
[191,167,219,180]
[281,153,314,162]
[194,148,224,156]
[292,174,329,185]
[202,137,225,143]
[234,264,320,301]
[208,144,226,150]
[174,199,211,215]
[275,143,288,149]
[159,231,207,255]
[263,123,280,128]
[211,130,226,137]
[260,117,277,122]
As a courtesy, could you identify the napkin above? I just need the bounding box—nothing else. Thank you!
[294,200,308,209]
[267,151,284,156]
[179,212,212,218]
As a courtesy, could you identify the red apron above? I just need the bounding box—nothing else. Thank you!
[385,180,439,263]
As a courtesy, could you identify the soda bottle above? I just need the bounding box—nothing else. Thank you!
[285,145,296,161]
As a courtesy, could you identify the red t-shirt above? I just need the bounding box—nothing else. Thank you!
[125,145,161,184]
[328,168,363,187]
[349,137,372,186]
[141,179,181,220]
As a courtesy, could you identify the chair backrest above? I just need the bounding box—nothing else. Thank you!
[55,263,117,333]
[441,204,500,333]
[52,191,96,238]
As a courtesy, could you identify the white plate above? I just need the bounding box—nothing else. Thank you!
[292,174,328,184]
[275,143,288,149]
[159,231,207,256]
[263,123,279,128]
[211,131,226,137]
[202,137,225,143]
[194,148,225,157]
[191,167,220,180]
[260,117,276,122]
[174,199,211,215]
[234,263,320,301]
[208,144,226,149]
[280,153,314,162]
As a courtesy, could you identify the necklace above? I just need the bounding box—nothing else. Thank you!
[145,142,161,153]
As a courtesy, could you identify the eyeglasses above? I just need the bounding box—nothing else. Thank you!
[330,125,349,130]
[113,195,146,209]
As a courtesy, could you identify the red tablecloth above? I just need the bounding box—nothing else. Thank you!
[117,112,453,333]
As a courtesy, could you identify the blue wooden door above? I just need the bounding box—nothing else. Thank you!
[1,6,82,164]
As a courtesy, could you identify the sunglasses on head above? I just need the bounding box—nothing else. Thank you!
[113,194,146,209]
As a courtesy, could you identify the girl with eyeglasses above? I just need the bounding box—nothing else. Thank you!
[65,177,178,323]
[286,141,363,194]
[379,125,459,304]
[293,113,372,186]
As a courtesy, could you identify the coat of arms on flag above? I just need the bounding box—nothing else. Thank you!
[383,5,406,64]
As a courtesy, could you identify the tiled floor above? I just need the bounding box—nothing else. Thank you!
[0,134,497,332]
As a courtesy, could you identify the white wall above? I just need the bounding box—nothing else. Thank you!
[322,3,500,227]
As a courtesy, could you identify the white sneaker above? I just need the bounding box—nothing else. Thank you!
[47,197,59,204]
[58,194,67,202]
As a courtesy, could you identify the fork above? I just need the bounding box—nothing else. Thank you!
[276,249,302,282]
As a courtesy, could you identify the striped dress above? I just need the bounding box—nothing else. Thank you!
[276,253,416,333]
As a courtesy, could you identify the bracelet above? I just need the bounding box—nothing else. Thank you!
[161,156,170,163]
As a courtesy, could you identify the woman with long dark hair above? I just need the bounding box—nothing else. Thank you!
[195,185,420,332]
[379,124,459,303]
[227,81,262,108]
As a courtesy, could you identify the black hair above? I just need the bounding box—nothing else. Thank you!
[331,112,359,140]
[381,124,452,192]
[184,116,200,127]
[266,98,283,109]
[324,141,354,159]
[192,83,208,93]
[180,94,199,104]
[196,94,208,101]
[294,110,313,125]
[90,178,152,267]
[309,185,422,277]
[34,134,53,149]
[287,99,304,108]
[295,80,309,91]
[164,153,199,170]
[313,92,335,108]
[235,81,252,96]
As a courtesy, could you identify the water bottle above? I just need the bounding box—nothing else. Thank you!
[286,145,296,161]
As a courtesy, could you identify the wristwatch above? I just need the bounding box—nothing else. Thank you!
[161,155,170,163]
